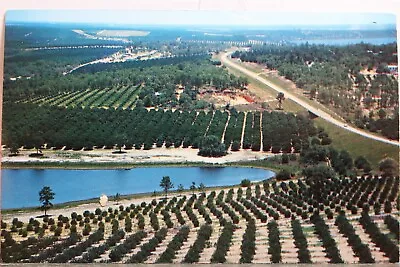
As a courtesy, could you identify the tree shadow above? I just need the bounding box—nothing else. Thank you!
[112,151,127,154]
[36,214,53,218]
[29,153,44,157]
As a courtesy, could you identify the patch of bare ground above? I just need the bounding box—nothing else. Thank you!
[253,222,270,263]
[2,146,270,165]
[302,223,329,264]
[278,219,299,264]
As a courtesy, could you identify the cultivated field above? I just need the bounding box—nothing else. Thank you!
[2,175,399,263]
[18,84,142,110]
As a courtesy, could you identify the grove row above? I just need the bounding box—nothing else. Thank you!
[3,103,318,152]
[2,175,399,263]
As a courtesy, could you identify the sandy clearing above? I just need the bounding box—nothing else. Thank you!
[2,146,271,165]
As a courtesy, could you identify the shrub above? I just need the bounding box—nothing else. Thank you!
[276,169,291,181]
[198,135,227,157]
[183,225,212,263]
[231,141,240,151]
[82,224,91,236]
[291,219,311,263]
[268,221,281,263]
[240,219,256,263]
[240,179,251,187]
[281,153,289,164]
[54,227,62,237]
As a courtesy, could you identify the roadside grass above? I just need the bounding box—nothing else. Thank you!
[314,118,399,168]
[232,59,345,121]
[223,65,304,114]
[234,58,398,144]
[223,55,398,170]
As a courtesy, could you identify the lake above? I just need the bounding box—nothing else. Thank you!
[1,167,274,209]
[291,37,397,46]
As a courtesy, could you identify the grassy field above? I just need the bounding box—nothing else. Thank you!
[314,118,399,168]
[231,59,345,121]
[223,64,304,113]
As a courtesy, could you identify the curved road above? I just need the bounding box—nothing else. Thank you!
[221,51,400,147]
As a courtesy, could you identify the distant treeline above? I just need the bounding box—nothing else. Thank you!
[4,47,121,79]
[4,58,248,104]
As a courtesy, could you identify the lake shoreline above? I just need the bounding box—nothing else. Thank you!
[1,173,275,216]
[2,165,275,211]
[1,146,273,169]
[1,160,277,170]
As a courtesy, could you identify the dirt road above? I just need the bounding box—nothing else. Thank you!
[221,51,399,147]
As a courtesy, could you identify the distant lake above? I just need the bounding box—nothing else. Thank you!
[1,167,274,209]
[291,37,397,46]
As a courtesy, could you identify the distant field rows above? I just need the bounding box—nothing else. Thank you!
[22,84,142,110]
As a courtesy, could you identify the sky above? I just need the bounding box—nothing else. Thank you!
[5,10,397,27]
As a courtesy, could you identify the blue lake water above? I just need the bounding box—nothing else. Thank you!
[1,167,274,209]
[291,37,397,46]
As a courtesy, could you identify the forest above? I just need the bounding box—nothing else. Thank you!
[232,43,399,139]
[4,47,121,79]
[4,57,248,110]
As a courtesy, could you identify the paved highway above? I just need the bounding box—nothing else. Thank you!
[220,51,400,147]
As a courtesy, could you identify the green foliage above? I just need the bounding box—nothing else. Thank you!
[379,157,399,176]
[240,219,256,263]
[198,183,206,193]
[177,184,184,195]
[109,230,146,262]
[268,221,281,263]
[335,213,374,263]
[231,140,240,151]
[236,43,398,139]
[311,214,343,263]
[160,176,174,198]
[198,135,227,157]
[359,212,399,262]
[156,226,190,263]
[281,153,289,164]
[39,186,55,216]
[183,225,212,263]
[291,219,312,263]
[240,179,251,187]
[276,169,291,181]
[302,165,336,180]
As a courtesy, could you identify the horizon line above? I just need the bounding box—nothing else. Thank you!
[5,20,398,27]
